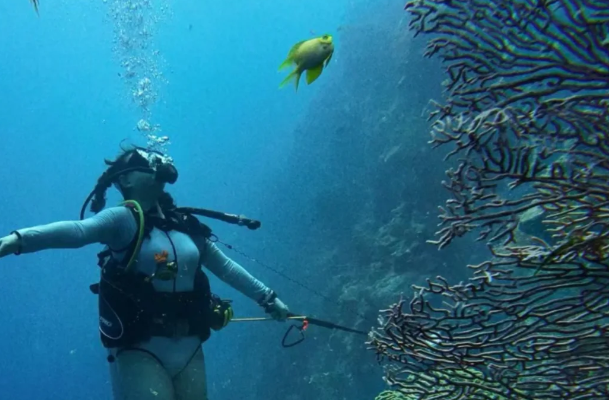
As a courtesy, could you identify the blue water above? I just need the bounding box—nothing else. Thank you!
[0,0,434,399]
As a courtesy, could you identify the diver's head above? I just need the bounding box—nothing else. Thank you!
[87,147,178,214]
[114,148,177,197]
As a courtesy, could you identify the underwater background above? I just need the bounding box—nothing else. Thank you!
[2,0,609,399]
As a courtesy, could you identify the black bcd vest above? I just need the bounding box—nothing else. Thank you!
[89,207,218,349]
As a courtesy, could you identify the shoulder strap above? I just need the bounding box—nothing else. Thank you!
[176,211,213,239]
[150,206,213,239]
[91,201,146,295]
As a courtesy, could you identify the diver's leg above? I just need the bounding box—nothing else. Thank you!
[172,347,208,400]
[109,349,176,400]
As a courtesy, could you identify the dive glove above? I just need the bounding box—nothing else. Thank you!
[209,295,233,331]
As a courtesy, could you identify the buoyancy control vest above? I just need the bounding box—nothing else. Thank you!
[89,201,221,349]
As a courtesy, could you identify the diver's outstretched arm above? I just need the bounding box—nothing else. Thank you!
[0,206,136,258]
[198,239,290,320]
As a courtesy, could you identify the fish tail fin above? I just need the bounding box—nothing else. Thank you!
[294,71,302,91]
[279,70,302,91]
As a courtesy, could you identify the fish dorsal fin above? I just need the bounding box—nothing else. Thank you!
[278,39,309,71]
[288,40,307,57]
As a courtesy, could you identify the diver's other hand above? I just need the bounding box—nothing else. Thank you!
[268,297,290,321]
[259,290,290,321]
[0,233,20,258]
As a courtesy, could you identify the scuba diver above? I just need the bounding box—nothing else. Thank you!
[0,146,290,400]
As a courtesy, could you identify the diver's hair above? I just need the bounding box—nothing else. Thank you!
[90,149,135,213]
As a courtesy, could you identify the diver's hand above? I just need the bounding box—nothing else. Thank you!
[267,297,290,321]
[0,234,20,258]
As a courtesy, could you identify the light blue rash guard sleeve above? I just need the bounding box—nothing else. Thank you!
[197,239,272,303]
[13,206,137,254]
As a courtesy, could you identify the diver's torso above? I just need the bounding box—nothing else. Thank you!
[129,227,203,292]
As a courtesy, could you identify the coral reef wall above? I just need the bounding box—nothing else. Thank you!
[367,1,609,399]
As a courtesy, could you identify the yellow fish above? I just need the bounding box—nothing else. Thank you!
[278,34,334,91]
